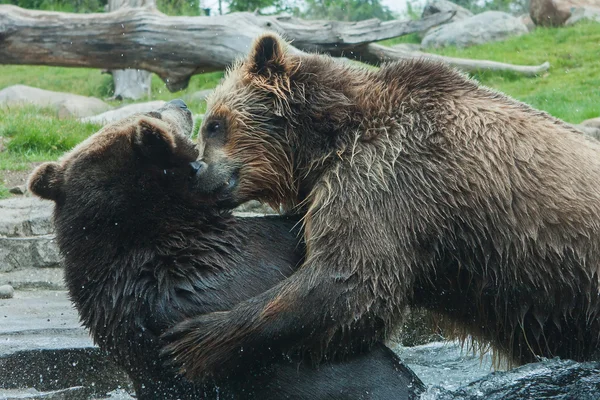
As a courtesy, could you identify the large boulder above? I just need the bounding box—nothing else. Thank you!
[422,0,474,22]
[420,0,474,38]
[422,11,529,48]
[530,0,600,26]
[565,6,600,24]
[580,117,600,129]
[0,85,112,118]
[80,100,166,124]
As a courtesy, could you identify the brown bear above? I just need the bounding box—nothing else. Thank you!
[27,100,425,400]
[161,34,600,380]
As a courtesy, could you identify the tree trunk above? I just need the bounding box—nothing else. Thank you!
[107,0,154,100]
[0,6,549,92]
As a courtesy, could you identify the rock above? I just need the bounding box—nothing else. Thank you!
[0,197,54,237]
[0,235,61,273]
[0,284,14,299]
[566,6,600,24]
[9,185,26,195]
[0,290,132,398]
[80,100,167,125]
[580,117,600,129]
[520,13,537,31]
[530,0,600,27]
[422,0,473,19]
[422,11,529,48]
[184,89,214,104]
[0,85,112,119]
[420,0,474,38]
[0,268,65,290]
[431,358,600,399]
[572,123,600,140]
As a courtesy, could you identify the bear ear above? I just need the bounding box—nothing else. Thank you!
[28,162,64,202]
[133,117,177,164]
[246,33,291,80]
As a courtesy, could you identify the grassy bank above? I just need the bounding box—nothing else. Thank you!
[1,22,599,197]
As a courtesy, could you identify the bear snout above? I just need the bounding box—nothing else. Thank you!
[189,161,206,177]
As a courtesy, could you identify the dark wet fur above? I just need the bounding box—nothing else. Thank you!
[28,103,425,399]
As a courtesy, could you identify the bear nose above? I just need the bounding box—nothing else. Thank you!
[169,99,188,110]
[190,161,206,176]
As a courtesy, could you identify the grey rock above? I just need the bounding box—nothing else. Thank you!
[0,197,54,237]
[422,11,529,48]
[431,358,600,400]
[422,0,473,20]
[420,0,474,39]
[0,290,132,399]
[0,235,61,273]
[573,123,600,141]
[566,6,600,24]
[9,185,27,195]
[79,100,166,125]
[0,85,112,119]
[520,13,536,31]
[0,268,65,290]
[580,116,600,129]
[0,284,14,299]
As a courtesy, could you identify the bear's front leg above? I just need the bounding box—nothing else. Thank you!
[161,263,398,381]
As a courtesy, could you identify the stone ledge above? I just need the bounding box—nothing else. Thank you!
[0,236,61,273]
[0,268,65,291]
[0,197,54,237]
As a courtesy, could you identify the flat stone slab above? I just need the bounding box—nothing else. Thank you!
[0,268,65,290]
[0,290,132,399]
[0,290,87,355]
[0,197,54,237]
[0,236,61,273]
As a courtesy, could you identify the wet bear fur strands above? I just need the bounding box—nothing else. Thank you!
[27,101,425,400]
[161,34,600,380]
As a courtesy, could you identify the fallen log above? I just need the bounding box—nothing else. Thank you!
[0,5,550,92]
[363,43,551,77]
[0,5,454,91]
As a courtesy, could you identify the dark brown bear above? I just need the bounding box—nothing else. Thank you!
[27,100,424,400]
[161,34,600,380]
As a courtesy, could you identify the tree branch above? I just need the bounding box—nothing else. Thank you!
[0,5,454,91]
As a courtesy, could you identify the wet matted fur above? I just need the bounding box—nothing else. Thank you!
[161,34,600,380]
[27,101,425,399]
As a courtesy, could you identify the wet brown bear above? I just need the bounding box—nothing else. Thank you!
[162,34,600,379]
[27,101,424,399]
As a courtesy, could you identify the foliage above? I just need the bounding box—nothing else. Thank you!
[0,0,107,12]
[301,0,395,21]
[156,0,202,16]
[452,0,530,15]
[0,106,100,155]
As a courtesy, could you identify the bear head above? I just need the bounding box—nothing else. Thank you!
[28,100,218,215]
[195,33,356,211]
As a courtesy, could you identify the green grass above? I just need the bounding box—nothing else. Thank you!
[0,106,101,155]
[382,21,600,124]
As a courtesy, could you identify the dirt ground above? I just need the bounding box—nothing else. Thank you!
[1,162,45,191]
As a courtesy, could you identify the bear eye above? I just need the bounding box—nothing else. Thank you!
[205,120,222,139]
